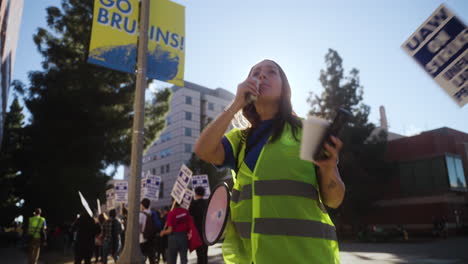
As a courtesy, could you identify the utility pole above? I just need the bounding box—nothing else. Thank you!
[117,0,150,263]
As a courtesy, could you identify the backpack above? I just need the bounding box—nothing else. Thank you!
[151,210,162,232]
[142,212,157,240]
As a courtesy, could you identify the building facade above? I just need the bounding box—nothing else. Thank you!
[124,81,234,207]
[362,127,468,234]
[0,0,24,148]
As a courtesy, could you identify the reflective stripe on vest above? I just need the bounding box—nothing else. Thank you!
[255,179,319,199]
[232,180,328,214]
[234,218,337,240]
[231,184,252,203]
[254,218,337,241]
[232,180,319,203]
[255,179,328,213]
[232,221,251,239]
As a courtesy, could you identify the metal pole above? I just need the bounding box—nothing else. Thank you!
[117,0,150,263]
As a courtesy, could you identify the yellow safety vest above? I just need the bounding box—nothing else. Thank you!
[222,123,340,264]
[28,216,45,239]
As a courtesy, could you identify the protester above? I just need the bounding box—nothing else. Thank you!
[194,59,345,263]
[102,209,122,264]
[160,202,192,264]
[94,213,108,263]
[27,208,47,264]
[120,207,128,250]
[189,186,209,264]
[156,206,169,264]
[140,198,156,264]
[72,212,100,264]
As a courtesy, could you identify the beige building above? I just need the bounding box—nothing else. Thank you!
[124,81,234,207]
[0,0,24,148]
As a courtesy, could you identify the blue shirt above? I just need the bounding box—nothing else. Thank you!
[221,119,273,172]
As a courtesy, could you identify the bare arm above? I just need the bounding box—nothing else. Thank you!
[194,78,259,165]
[317,166,345,209]
[314,136,346,209]
[160,226,172,236]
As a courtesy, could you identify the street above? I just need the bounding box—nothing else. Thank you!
[2,237,467,264]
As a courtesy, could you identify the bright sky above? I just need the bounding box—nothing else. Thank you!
[12,0,468,177]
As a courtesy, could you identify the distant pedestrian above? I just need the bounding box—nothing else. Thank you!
[160,202,192,264]
[140,198,157,264]
[189,186,209,264]
[120,207,128,249]
[94,213,108,263]
[73,212,100,264]
[102,209,122,264]
[27,208,47,264]
[156,206,169,263]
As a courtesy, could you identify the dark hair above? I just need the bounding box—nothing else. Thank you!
[195,186,205,196]
[34,208,42,215]
[109,209,117,218]
[141,198,150,209]
[242,60,301,143]
[163,206,170,212]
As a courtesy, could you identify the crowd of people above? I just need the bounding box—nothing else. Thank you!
[5,186,209,264]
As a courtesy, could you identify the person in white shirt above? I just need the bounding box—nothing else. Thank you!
[139,198,156,264]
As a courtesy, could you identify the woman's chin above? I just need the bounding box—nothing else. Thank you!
[255,96,280,104]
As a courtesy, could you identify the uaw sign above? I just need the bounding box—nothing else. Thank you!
[171,164,193,204]
[114,180,128,203]
[141,174,161,201]
[402,4,467,107]
[180,188,194,209]
[106,188,115,209]
[192,174,210,199]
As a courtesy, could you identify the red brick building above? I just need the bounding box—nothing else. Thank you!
[364,127,468,234]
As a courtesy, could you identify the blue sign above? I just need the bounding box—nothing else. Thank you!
[402,4,467,107]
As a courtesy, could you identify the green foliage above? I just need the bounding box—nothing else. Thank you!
[12,0,170,225]
[0,98,26,225]
[307,49,393,233]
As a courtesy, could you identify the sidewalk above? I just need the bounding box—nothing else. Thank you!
[2,237,468,264]
[0,243,224,264]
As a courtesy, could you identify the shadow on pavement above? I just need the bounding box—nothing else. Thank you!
[339,236,468,264]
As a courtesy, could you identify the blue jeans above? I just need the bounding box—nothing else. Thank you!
[167,232,188,264]
[102,238,120,264]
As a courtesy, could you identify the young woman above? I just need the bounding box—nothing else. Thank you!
[195,60,345,264]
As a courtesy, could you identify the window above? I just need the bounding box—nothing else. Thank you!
[160,148,171,158]
[161,132,171,142]
[166,116,172,125]
[446,155,467,189]
[166,164,170,173]
[185,111,192,121]
[152,168,156,175]
[208,102,214,110]
[185,127,192,137]
[185,144,192,153]
[185,96,192,105]
[161,165,165,174]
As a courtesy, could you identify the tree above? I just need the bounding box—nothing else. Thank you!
[186,119,231,191]
[307,49,393,235]
[0,98,27,226]
[16,0,170,225]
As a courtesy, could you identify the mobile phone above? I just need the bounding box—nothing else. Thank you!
[313,108,352,161]
[245,78,259,104]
